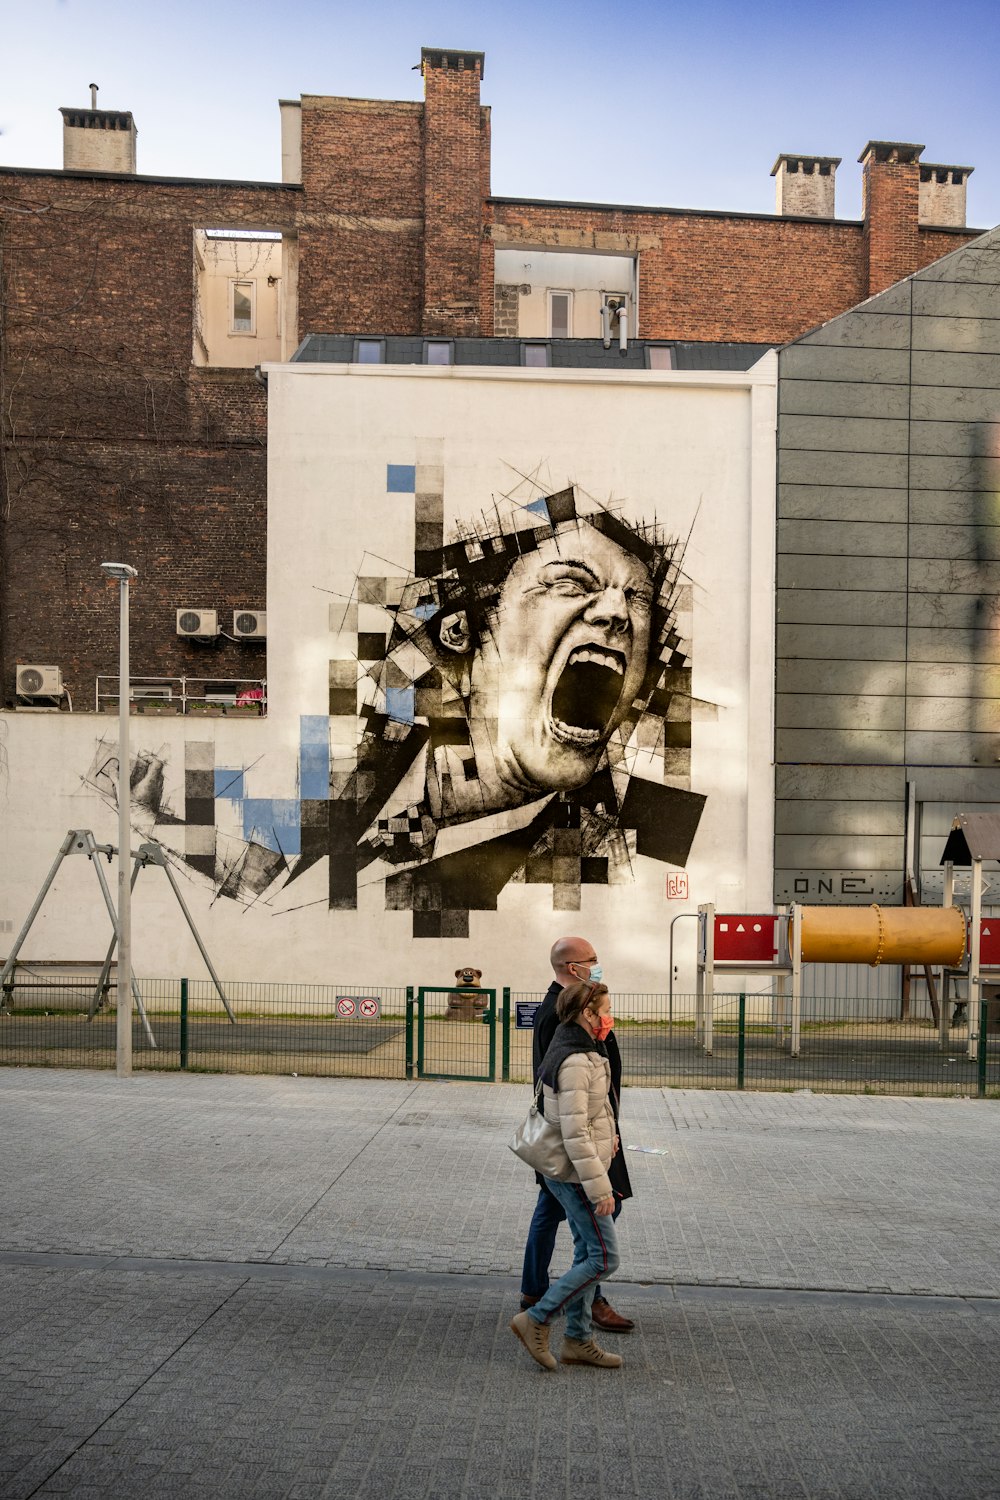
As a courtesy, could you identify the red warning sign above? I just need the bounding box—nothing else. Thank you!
[713,915,778,963]
[358,998,380,1018]
[980,921,1000,966]
[336,996,357,1018]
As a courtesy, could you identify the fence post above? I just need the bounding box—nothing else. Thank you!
[501,986,511,1082]
[405,986,414,1079]
[180,978,188,1070]
[977,997,988,1099]
[737,992,746,1090]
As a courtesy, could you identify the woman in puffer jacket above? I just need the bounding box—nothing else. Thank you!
[510,981,623,1371]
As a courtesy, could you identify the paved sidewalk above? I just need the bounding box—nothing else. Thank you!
[3,1070,1000,1498]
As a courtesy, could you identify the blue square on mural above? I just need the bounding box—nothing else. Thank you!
[299,715,330,800]
[214,769,245,801]
[242,799,301,857]
[386,687,415,724]
[386,464,417,493]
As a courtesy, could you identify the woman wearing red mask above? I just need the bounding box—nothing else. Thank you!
[510,981,623,1371]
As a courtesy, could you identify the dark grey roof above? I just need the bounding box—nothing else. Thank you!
[941,814,1000,865]
[291,335,773,372]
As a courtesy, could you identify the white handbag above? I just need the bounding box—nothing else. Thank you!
[508,1081,575,1181]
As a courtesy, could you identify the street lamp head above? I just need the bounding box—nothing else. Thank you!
[100,562,138,580]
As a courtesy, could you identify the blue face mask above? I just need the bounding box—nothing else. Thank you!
[580,962,603,984]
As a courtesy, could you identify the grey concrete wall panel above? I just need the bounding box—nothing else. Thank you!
[906,697,997,732]
[907,627,997,662]
[910,351,1000,387]
[775,868,905,903]
[779,659,906,695]
[779,379,910,419]
[779,346,910,384]
[775,728,904,764]
[915,236,1000,282]
[804,312,912,349]
[908,767,1000,801]
[776,590,906,627]
[908,490,999,524]
[775,835,904,869]
[913,276,1000,318]
[907,525,1000,561]
[779,414,910,454]
[906,662,1000,697]
[904,729,997,764]
[775,765,906,799]
[909,455,1000,491]
[910,386,1000,422]
[909,558,1000,593]
[777,622,906,662]
[777,485,908,523]
[779,450,909,488]
[774,799,904,836]
[776,692,904,730]
[910,420,1000,457]
[777,554,907,590]
[906,593,996,629]
[779,520,907,556]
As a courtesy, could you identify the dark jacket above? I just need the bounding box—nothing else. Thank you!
[533,981,632,1200]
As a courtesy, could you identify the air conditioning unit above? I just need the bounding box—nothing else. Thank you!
[16,664,63,698]
[176,609,218,639]
[232,609,266,640]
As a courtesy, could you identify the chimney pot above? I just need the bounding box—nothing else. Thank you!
[60,99,137,173]
[771,153,840,217]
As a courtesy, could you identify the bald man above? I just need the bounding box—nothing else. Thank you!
[518,935,635,1333]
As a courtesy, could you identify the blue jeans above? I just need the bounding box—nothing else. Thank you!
[524,1179,620,1341]
[520,1180,621,1302]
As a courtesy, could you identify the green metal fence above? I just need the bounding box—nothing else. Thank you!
[2,981,999,1098]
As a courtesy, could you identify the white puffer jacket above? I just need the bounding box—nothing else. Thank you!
[542,1050,617,1203]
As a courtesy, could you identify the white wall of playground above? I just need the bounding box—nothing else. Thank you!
[0,355,777,998]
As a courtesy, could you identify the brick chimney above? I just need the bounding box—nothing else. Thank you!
[919,162,972,227]
[421,47,488,336]
[61,84,137,173]
[771,155,840,218]
[859,141,923,296]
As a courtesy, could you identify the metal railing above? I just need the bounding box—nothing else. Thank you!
[3,982,1000,1098]
[94,677,266,715]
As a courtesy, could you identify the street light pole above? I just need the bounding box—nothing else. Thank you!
[101,562,138,1077]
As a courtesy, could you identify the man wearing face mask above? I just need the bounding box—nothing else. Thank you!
[517,935,634,1332]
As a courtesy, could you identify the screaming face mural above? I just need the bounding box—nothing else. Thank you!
[295,483,707,937]
[82,484,707,940]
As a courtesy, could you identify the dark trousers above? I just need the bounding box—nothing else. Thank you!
[520,1179,622,1300]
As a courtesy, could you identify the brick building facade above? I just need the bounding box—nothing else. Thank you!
[0,47,983,706]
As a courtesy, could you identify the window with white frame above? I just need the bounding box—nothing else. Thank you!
[549,291,572,339]
[230,280,255,335]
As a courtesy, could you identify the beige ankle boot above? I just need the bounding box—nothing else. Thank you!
[510,1310,557,1371]
[560,1336,623,1369]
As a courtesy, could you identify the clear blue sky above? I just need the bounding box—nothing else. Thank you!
[3,0,999,227]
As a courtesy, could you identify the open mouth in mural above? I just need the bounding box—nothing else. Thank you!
[549,645,627,746]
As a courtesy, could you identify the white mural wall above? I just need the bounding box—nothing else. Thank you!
[0,356,777,996]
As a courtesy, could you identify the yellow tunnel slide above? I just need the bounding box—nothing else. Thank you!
[798,905,966,968]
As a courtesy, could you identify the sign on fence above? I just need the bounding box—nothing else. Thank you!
[515,1001,541,1030]
[336,996,381,1018]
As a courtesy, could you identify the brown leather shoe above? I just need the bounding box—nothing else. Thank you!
[520,1295,540,1310]
[591,1296,634,1333]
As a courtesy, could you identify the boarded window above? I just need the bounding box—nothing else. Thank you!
[231,281,254,335]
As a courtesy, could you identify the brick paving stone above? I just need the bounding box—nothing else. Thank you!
[3,1070,1000,1497]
